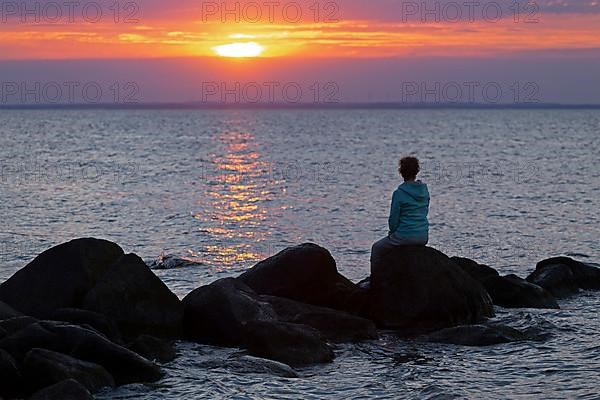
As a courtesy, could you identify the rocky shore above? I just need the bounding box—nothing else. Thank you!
[0,238,598,399]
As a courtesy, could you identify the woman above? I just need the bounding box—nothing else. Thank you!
[370,156,430,266]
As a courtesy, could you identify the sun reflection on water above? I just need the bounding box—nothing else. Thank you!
[192,129,277,269]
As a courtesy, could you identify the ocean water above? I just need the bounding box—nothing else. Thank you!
[1,109,599,398]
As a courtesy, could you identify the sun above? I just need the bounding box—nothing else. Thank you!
[213,42,265,58]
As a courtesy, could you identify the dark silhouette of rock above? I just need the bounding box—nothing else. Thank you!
[452,256,559,309]
[28,379,94,400]
[148,254,203,270]
[483,274,559,309]
[0,238,124,318]
[241,321,334,367]
[23,348,115,393]
[451,257,500,281]
[50,308,122,344]
[225,355,299,378]
[262,295,377,342]
[370,246,494,335]
[0,349,23,398]
[238,243,357,312]
[0,316,38,336]
[182,278,276,346]
[81,253,183,339]
[0,301,22,320]
[128,335,176,363]
[0,321,162,385]
[527,256,600,298]
[420,324,527,346]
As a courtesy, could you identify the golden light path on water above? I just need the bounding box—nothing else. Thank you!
[191,126,275,269]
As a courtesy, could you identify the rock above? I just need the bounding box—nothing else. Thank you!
[527,262,579,298]
[148,254,203,270]
[0,321,163,385]
[226,355,299,378]
[23,348,115,393]
[128,335,176,363]
[238,243,358,312]
[50,308,122,344]
[81,253,183,338]
[483,274,559,309]
[0,238,124,318]
[451,257,500,281]
[527,256,600,298]
[262,295,377,342]
[241,320,334,367]
[420,324,527,346]
[28,379,94,400]
[182,278,276,346]
[0,316,39,336]
[370,246,494,335]
[0,301,22,320]
[0,349,23,398]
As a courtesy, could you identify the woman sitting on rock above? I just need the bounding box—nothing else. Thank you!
[371,156,430,266]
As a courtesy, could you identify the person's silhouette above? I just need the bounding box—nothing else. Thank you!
[370,156,430,266]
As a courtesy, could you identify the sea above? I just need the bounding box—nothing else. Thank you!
[1,109,599,399]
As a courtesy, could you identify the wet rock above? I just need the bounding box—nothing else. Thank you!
[238,243,358,312]
[370,246,494,335]
[28,379,94,400]
[148,254,203,270]
[128,334,176,363]
[0,349,23,398]
[241,320,334,367]
[262,295,377,342]
[527,256,600,298]
[50,308,122,344]
[0,321,162,385]
[483,274,559,309]
[182,278,276,346]
[527,262,579,298]
[0,316,39,336]
[81,253,184,339]
[450,257,500,281]
[226,355,299,378]
[420,324,527,346]
[0,238,124,318]
[0,301,22,320]
[23,348,115,393]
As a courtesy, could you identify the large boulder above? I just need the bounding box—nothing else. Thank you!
[23,348,115,393]
[182,278,276,346]
[483,274,559,309]
[50,308,122,344]
[451,256,558,309]
[370,246,494,335]
[0,238,124,317]
[0,349,23,398]
[527,256,600,298]
[81,253,183,338]
[262,295,377,342]
[28,379,94,400]
[237,243,358,312]
[241,320,334,367]
[127,335,177,363]
[0,321,162,385]
[0,301,22,320]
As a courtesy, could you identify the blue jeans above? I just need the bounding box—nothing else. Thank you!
[370,233,428,265]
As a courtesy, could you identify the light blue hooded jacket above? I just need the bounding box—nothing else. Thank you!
[388,181,430,239]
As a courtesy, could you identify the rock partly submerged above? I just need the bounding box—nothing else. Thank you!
[370,246,494,335]
[420,324,528,346]
[452,257,559,309]
[527,256,600,298]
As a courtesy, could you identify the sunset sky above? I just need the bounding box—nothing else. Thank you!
[1,0,599,104]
